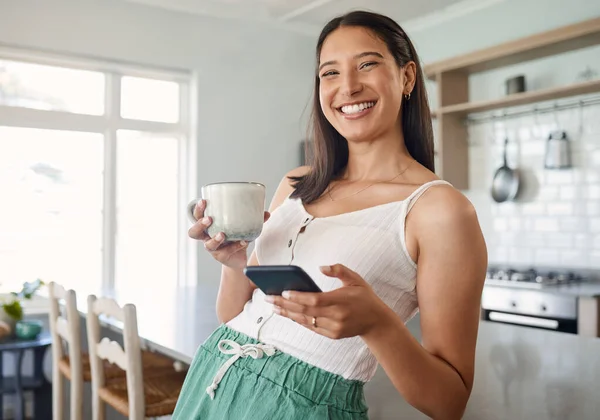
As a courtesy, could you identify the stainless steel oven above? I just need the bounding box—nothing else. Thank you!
[481,287,579,334]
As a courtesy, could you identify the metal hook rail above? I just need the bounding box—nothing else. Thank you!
[464,94,600,126]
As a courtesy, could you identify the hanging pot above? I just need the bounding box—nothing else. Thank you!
[544,130,572,169]
[491,138,521,203]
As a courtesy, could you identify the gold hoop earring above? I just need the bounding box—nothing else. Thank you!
[404,93,411,101]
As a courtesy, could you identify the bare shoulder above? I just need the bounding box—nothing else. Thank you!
[411,183,487,273]
[268,166,311,212]
[411,183,479,228]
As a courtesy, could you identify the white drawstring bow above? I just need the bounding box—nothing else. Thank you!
[206,339,276,400]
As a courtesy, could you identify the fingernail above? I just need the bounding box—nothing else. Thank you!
[216,232,224,241]
[273,306,282,315]
[264,295,274,303]
[319,265,332,274]
[201,217,210,225]
[282,291,291,299]
[240,240,247,247]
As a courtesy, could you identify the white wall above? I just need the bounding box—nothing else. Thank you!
[0,0,315,326]
[406,0,600,269]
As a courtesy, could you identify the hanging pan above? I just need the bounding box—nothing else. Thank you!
[491,137,520,203]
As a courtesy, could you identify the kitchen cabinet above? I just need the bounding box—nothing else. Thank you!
[578,296,600,337]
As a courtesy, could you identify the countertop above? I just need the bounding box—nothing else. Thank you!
[367,317,600,419]
[483,281,600,297]
[31,285,600,419]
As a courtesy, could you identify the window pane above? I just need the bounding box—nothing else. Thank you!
[114,130,178,310]
[120,76,179,123]
[0,60,105,115]
[0,127,103,295]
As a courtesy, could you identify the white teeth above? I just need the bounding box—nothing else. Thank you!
[340,101,375,115]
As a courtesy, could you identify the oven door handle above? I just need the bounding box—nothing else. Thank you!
[488,312,560,329]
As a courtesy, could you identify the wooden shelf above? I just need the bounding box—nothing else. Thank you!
[436,79,600,116]
[424,17,600,80]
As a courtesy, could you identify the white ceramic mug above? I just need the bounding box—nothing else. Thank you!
[187,182,266,242]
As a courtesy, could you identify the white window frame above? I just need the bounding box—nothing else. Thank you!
[0,46,198,294]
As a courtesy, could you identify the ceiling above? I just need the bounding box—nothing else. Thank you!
[125,0,504,34]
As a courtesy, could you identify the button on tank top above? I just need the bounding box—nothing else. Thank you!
[226,180,451,382]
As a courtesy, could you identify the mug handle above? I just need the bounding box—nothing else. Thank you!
[187,199,201,224]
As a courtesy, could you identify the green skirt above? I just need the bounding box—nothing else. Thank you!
[172,325,369,419]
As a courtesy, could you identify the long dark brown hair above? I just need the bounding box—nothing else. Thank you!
[289,10,435,203]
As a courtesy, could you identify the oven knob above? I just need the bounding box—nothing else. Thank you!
[540,304,547,312]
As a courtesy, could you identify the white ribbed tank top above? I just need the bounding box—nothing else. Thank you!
[226,180,451,382]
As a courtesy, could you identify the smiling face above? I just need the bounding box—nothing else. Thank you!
[318,26,410,143]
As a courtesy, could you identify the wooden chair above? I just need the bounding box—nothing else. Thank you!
[86,295,187,420]
[48,282,86,420]
[49,282,132,420]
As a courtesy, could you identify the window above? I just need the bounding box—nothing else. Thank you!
[0,128,104,294]
[0,49,195,303]
[0,59,105,114]
[114,130,179,303]
[121,76,179,123]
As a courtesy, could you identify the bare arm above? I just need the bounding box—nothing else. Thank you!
[362,187,487,419]
[216,166,310,323]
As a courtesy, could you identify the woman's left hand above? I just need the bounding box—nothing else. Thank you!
[264,264,389,339]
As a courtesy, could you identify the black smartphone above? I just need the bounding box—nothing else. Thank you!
[243,265,322,296]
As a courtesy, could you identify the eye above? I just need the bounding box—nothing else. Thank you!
[321,70,338,78]
[359,61,378,70]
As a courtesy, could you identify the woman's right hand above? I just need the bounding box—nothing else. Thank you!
[187,199,270,270]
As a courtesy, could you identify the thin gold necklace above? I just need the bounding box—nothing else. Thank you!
[327,159,415,202]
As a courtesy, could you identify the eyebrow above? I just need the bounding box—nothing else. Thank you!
[318,51,385,72]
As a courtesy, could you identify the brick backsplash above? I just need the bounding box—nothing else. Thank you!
[463,102,600,269]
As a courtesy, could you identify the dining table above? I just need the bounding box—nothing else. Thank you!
[0,331,52,420]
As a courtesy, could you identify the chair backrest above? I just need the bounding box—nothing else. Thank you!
[48,282,84,420]
[86,295,144,420]
[48,282,83,383]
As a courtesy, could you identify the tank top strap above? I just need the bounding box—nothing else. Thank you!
[396,180,451,270]
[405,180,452,213]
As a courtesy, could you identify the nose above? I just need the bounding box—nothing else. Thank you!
[340,70,363,97]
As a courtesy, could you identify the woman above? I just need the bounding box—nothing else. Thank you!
[174,10,487,420]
